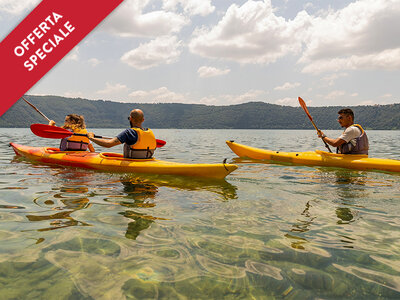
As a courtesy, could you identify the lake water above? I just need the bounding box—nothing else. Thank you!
[1,128,400,299]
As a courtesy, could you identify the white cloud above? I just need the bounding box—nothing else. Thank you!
[162,0,215,16]
[199,90,266,105]
[102,0,188,38]
[129,87,186,103]
[121,36,183,70]
[197,66,230,78]
[188,0,400,74]
[324,90,346,100]
[274,82,300,91]
[0,0,39,14]
[65,47,79,61]
[127,88,266,105]
[351,93,359,97]
[302,49,400,74]
[300,0,400,73]
[358,100,375,105]
[275,97,298,106]
[88,58,100,67]
[303,2,314,10]
[321,73,348,86]
[63,91,85,98]
[189,0,311,64]
[97,82,129,95]
[382,93,392,98]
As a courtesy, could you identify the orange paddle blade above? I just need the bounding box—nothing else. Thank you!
[298,97,313,121]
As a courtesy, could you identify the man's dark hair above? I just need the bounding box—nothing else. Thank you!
[338,108,354,120]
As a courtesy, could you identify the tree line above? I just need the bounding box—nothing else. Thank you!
[1,95,399,130]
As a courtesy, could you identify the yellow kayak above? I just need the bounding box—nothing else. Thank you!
[226,140,400,173]
[10,143,238,179]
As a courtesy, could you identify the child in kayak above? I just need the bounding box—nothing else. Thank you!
[49,114,95,152]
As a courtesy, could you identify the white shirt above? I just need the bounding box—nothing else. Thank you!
[338,126,361,146]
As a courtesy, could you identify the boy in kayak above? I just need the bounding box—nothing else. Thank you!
[87,109,157,159]
[49,114,95,152]
[317,108,369,155]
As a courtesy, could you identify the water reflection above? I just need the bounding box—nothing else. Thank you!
[284,170,368,251]
[21,165,238,241]
[28,186,92,232]
[330,170,365,228]
[118,178,161,240]
[118,175,238,202]
[286,201,315,250]
[114,176,238,240]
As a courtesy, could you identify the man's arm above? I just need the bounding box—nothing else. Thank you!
[317,131,346,147]
[321,136,346,147]
[87,133,121,148]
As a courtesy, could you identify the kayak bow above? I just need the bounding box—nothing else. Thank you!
[10,143,237,179]
[226,140,400,173]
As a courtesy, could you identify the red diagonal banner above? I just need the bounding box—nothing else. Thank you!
[0,0,124,117]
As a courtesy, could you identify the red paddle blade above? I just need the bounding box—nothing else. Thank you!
[156,139,166,148]
[30,124,73,139]
[298,97,313,121]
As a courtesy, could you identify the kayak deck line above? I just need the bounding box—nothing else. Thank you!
[226,140,400,173]
[10,142,238,179]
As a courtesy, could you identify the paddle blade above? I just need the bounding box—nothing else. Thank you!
[156,139,166,148]
[298,97,313,121]
[30,124,73,139]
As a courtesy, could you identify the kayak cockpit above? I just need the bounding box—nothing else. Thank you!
[99,152,156,162]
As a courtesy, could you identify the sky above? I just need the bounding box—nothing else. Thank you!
[1,0,399,107]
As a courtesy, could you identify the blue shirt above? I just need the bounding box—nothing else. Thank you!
[117,129,138,146]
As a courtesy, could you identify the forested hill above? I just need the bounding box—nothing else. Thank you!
[1,95,400,129]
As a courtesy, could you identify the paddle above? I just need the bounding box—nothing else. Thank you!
[30,124,166,148]
[22,97,167,148]
[298,97,332,153]
[21,96,51,122]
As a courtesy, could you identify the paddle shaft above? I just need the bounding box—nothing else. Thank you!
[23,99,113,140]
[298,97,332,153]
[68,132,111,139]
[31,124,166,148]
[22,96,51,122]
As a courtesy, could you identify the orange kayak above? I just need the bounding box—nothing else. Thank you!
[10,143,237,179]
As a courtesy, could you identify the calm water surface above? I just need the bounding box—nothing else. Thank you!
[1,128,400,299]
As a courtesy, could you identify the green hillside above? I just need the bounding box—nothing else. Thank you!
[1,95,399,129]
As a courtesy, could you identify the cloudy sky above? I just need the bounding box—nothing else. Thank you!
[1,0,399,106]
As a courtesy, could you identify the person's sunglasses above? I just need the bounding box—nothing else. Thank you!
[338,116,344,120]
[127,116,130,120]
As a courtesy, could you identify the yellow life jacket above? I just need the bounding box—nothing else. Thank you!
[60,128,90,151]
[124,128,156,159]
[353,124,365,134]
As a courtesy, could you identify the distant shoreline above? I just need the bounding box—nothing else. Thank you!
[1,95,400,130]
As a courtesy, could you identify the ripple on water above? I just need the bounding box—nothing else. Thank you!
[196,255,246,278]
[245,260,283,280]
[333,263,400,294]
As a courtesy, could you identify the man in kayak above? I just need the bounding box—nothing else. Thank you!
[317,108,369,155]
[87,109,157,159]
